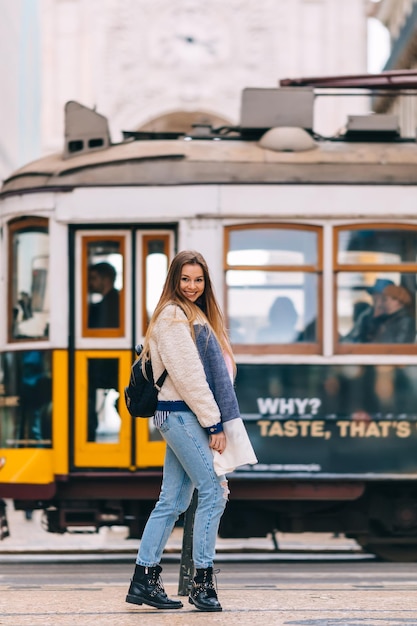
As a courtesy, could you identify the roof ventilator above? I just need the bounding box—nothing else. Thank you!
[190,123,213,137]
[64,101,111,159]
[240,87,317,151]
[343,114,401,142]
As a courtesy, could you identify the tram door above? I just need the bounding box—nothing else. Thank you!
[73,229,173,469]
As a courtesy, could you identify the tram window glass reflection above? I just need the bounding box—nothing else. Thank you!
[9,218,49,341]
[228,227,317,266]
[338,228,417,264]
[87,357,120,442]
[227,271,317,344]
[143,236,169,328]
[225,225,321,348]
[336,226,417,348]
[0,351,52,448]
[84,238,124,336]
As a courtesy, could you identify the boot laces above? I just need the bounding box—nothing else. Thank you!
[149,569,166,598]
[194,569,220,599]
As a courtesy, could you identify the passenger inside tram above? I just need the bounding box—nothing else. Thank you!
[88,262,120,329]
[372,284,415,343]
[18,351,52,446]
[343,279,415,344]
[296,317,317,342]
[257,296,299,344]
[87,260,122,441]
[343,278,393,343]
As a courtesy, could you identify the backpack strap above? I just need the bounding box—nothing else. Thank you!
[154,369,168,391]
[136,343,168,391]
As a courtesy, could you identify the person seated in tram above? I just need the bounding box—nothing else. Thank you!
[19,351,52,445]
[371,284,415,344]
[88,261,120,329]
[342,278,394,343]
[257,296,298,343]
[87,262,121,440]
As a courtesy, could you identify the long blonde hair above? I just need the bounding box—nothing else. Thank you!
[141,250,235,373]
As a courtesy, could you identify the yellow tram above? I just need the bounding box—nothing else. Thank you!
[2,89,417,560]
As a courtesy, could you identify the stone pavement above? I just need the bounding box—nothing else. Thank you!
[3,583,417,626]
[2,560,417,626]
[3,502,417,626]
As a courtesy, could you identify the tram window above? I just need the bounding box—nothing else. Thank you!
[9,218,49,341]
[83,237,125,337]
[225,225,321,351]
[0,351,52,448]
[87,357,120,442]
[336,226,417,350]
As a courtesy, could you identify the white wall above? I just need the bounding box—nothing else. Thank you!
[0,0,41,182]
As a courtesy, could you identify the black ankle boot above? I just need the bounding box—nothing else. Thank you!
[126,564,183,610]
[189,567,222,612]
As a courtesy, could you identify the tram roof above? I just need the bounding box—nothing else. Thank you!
[4,75,417,197]
[3,135,417,198]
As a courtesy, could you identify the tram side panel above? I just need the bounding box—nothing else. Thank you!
[220,363,417,546]
[3,169,417,562]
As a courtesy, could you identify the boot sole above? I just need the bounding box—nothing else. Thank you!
[188,596,222,612]
[126,594,183,610]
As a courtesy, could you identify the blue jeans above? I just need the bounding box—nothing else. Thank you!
[136,410,228,569]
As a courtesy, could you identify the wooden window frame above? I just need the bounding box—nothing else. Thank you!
[74,349,132,468]
[224,223,323,355]
[334,223,417,355]
[8,217,49,344]
[82,235,126,338]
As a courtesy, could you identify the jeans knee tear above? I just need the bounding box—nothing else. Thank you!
[221,480,229,501]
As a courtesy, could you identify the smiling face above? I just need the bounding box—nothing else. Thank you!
[179,263,205,302]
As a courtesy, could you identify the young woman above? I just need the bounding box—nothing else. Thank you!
[126,250,256,612]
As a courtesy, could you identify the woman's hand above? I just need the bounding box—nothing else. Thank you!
[209,432,226,454]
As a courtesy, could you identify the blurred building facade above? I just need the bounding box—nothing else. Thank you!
[373,0,417,134]
[0,0,41,183]
[1,0,372,180]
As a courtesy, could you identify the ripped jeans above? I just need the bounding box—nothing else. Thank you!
[137,410,228,569]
